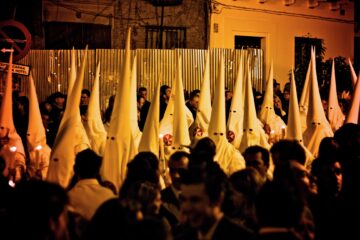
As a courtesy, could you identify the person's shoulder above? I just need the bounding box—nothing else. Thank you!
[215,217,255,240]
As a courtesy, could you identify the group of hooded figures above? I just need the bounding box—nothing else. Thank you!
[0,28,359,194]
[0,26,359,240]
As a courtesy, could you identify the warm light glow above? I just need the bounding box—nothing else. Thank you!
[159,133,164,139]
[35,145,42,151]
[9,146,17,152]
[270,130,275,134]
[281,125,286,129]
[8,180,15,188]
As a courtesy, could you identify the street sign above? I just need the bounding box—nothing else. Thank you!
[0,62,30,76]
[0,20,32,61]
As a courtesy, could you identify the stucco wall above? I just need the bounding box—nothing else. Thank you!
[210,0,354,87]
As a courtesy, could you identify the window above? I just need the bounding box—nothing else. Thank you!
[145,26,186,49]
[235,36,262,49]
[294,37,323,69]
[294,36,325,94]
[44,22,111,49]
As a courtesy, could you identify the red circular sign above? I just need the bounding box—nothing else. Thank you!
[0,20,32,61]
[227,130,235,143]
[163,134,173,146]
[193,127,203,137]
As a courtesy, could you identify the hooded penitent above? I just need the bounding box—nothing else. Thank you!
[130,55,142,149]
[346,70,360,124]
[239,59,270,154]
[101,28,137,189]
[208,53,245,175]
[27,73,52,178]
[227,50,245,149]
[303,47,333,157]
[327,59,345,131]
[47,47,90,188]
[83,62,107,156]
[190,49,212,146]
[299,61,311,133]
[0,51,26,179]
[286,67,314,168]
[162,55,193,159]
[258,61,286,139]
[159,54,193,159]
[173,55,191,149]
[138,80,161,157]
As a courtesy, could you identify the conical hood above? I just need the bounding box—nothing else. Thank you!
[159,81,176,136]
[303,47,333,156]
[348,58,358,87]
[227,50,244,149]
[259,61,275,124]
[27,73,52,178]
[159,63,193,138]
[138,80,161,157]
[27,74,47,148]
[299,61,311,133]
[47,47,90,187]
[0,50,26,177]
[84,62,107,156]
[239,60,261,153]
[208,53,226,142]
[173,55,191,147]
[286,67,303,143]
[308,47,330,125]
[101,28,137,189]
[190,49,212,142]
[346,71,360,124]
[207,53,246,175]
[130,55,142,147]
[327,59,344,131]
[56,48,77,133]
[68,47,76,94]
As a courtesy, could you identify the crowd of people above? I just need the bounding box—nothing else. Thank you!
[0,76,359,239]
[0,125,359,240]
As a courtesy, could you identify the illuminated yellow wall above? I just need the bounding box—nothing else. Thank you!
[210,0,354,88]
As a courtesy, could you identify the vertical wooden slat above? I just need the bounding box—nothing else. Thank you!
[12,48,263,111]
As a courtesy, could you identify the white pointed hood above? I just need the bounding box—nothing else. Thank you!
[208,53,245,175]
[159,57,193,146]
[83,62,107,156]
[208,54,227,141]
[303,47,333,157]
[68,48,76,94]
[239,60,270,153]
[286,67,303,143]
[348,58,358,87]
[190,49,212,144]
[227,50,244,149]
[101,28,137,189]
[327,59,345,131]
[130,55,142,148]
[0,51,26,178]
[173,55,191,148]
[138,80,161,157]
[27,73,51,178]
[285,68,314,166]
[299,61,311,133]
[258,61,286,137]
[259,61,275,124]
[346,71,360,124]
[159,82,176,136]
[47,47,90,187]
